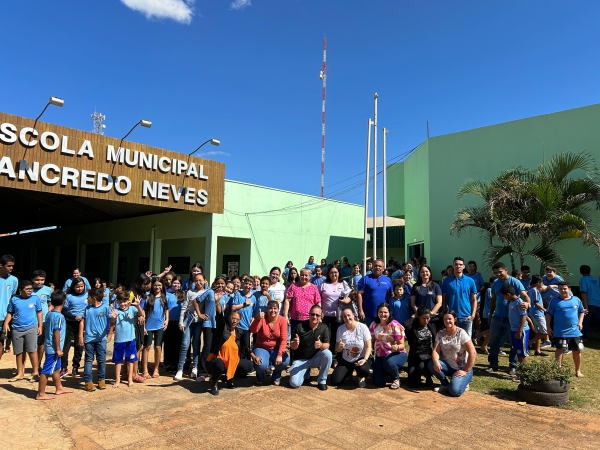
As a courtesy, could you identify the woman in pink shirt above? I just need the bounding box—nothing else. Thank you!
[249,301,288,385]
[283,268,321,333]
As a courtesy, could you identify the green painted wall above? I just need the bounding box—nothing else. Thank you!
[390,103,600,282]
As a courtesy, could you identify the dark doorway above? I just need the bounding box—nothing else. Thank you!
[222,255,240,278]
[407,242,424,260]
[167,257,190,276]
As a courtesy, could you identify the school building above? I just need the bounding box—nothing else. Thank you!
[387,102,600,282]
[0,111,364,285]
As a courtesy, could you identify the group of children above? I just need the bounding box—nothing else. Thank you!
[0,252,595,401]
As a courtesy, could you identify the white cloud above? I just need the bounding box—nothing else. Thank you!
[120,0,195,24]
[199,151,231,157]
[230,0,251,11]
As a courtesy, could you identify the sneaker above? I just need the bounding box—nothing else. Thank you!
[541,340,552,349]
[508,368,517,376]
[173,370,183,381]
[358,378,366,388]
[97,380,106,390]
[196,376,206,383]
[248,370,256,376]
[565,349,572,355]
[464,384,470,392]
[84,381,96,392]
[434,385,448,393]
[59,369,69,379]
[534,351,550,358]
[485,367,498,373]
[71,368,81,378]
[191,367,197,379]
[499,350,507,356]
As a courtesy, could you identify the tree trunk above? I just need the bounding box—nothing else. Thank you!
[509,252,516,272]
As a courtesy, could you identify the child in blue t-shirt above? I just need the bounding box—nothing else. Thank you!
[32,270,53,371]
[78,288,111,391]
[527,275,549,357]
[227,276,255,350]
[2,280,42,382]
[109,291,144,387]
[253,277,272,319]
[546,281,585,378]
[500,284,529,369]
[350,264,363,290]
[389,280,411,327]
[37,290,73,400]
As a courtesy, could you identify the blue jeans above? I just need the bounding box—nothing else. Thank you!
[84,340,106,382]
[428,359,473,397]
[457,318,473,337]
[372,352,408,386]
[289,349,332,387]
[252,347,289,382]
[178,321,202,371]
[488,316,517,369]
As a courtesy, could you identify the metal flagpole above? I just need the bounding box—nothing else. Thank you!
[362,118,373,276]
[383,127,388,267]
[373,93,378,261]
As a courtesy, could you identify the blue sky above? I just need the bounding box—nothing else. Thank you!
[1,1,600,212]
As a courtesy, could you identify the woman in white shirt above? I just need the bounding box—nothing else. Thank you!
[428,309,476,396]
[330,305,372,388]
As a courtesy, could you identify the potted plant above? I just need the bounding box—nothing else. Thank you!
[516,359,572,406]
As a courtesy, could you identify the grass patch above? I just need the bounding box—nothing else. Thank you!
[469,330,600,412]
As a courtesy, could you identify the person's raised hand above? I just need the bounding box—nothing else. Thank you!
[110,306,117,319]
[335,338,344,352]
[314,336,322,349]
[259,311,265,319]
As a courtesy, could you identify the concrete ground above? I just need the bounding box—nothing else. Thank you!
[1,350,599,450]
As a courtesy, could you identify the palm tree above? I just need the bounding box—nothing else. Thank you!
[451,151,600,275]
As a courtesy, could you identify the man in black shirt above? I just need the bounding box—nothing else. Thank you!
[289,305,332,390]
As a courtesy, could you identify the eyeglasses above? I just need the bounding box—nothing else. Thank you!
[310,313,321,317]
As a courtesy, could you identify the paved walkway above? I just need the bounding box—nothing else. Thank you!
[1,356,599,449]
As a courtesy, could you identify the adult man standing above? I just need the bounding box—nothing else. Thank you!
[486,261,530,375]
[62,268,91,293]
[357,259,393,327]
[289,305,332,390]
[0,255,18,361]
[442,257,477,336]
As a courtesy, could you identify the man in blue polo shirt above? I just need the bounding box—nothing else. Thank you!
[442,257,477,336]
[579,265,600,339]
[486,261,530,375]
[357,259,392,327]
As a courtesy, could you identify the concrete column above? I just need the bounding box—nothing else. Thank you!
[110,242,119,284]
[149,227,156,272]
[153,239,162,274]
[204,232,218,282]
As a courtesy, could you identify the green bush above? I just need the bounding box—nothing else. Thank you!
[516,359,572,385]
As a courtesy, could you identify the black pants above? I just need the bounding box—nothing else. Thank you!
[197,327,215,378]
[208,357,253,383]
[407,355,433,388]
[330,354,372,386]
[163,321,182,367]
[322,316,342,357]
[62,320,83,371]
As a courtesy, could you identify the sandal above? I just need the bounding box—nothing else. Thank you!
[8,376,24,382]
[151,373,160,378]
[30,374,40,382]
[390,379,400,390]
[133,376,145,383]
[142,373,152,380]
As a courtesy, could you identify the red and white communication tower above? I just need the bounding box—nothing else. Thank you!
[319,37,327,197]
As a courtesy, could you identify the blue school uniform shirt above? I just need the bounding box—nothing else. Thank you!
[579,275,600,308]
[542,274,563,302]
[7,295,42,330]
[62,276,91,292]
[44,310,66,355]
[166,292,182,322]
[442,275,477,319]
[491,277,525,318]
[508,299,529,332]
[547,296,584,338]
[196,289,218,329]
[33,285,53,321]
[82,304,111,343]
[228,291,254,331]
[114,305,138,343]
[311,276,326,288]
[305,263,317,272]
[65,292,89,321]
[340,266,352,281]
[483,288,491,319]
[356,274,393,318]
[521,279,531,290]
[350,274,363,290]
[528,288,545,319]
[0,274,18,321]
[101,288,111,306]
[142,297,166,331]
[252,291,270,318]
[465,272,485,302]
[389,296,411,327]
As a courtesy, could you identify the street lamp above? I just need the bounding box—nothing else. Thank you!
[110,119,152,178]
[21,96,65,166]
[180,138,221,195]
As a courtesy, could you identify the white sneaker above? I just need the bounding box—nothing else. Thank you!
[191,368,198,378]
[173,370,183,381]
[434,385,448,393]
[465,384,470,392]
[358,378,366,388]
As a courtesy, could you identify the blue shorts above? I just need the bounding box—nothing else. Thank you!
[112,340,138,363]
[510,328,530,357]
[41,353,62,375]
